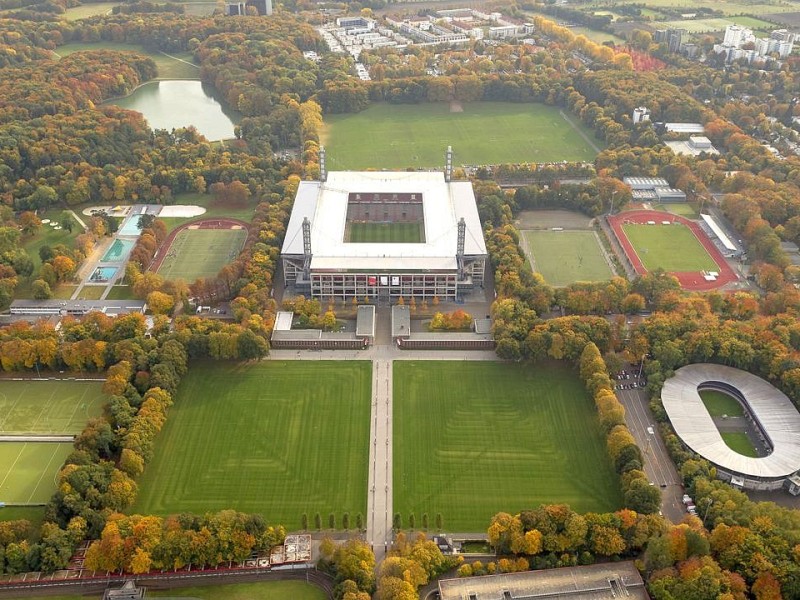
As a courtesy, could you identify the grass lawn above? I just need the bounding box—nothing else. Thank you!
[182,0,218,16]
[699,390,744,417]
[22,224,80,272]
[347,222,423,243]
[166,193,257,228]
[23,581,326,600]
[523,230,612,286]
[586,0,795,16]
[322,102,600,169]
[569,25,626,44]
[0,442,74,504]
[657,203,699,218]
[106,285,137,300]
[0,380,106,434]
[55,42,199,80]
[53,285,78,300]
[659,17,740,32]
[157,228,247,281]
[622,223,718,272]
[721,432,758,458]
[728,15,780,31]
[132,361,371,528]
[75,286,106,300]
[0,506,45,529]
[63,1,118,19]
[393,361,622,532]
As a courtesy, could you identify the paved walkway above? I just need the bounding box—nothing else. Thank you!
[367,360,393,564]
[68,209,88,231]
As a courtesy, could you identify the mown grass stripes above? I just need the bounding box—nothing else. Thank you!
[393,361,622,532]
[132,361,371,528]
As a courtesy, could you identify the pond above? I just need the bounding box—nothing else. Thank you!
[108,80,238,141]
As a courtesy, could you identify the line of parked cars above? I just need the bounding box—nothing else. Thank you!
[614,371,646,390]
[683,494,697,516]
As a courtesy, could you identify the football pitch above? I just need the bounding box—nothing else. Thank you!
[622,223,718,272]
[523,230,613,286]
[347,222,423,243]
[322,102,600,169]
[132,361,371,527]
[0,380,105,434]
[157,228,247,281]
[393,362,622,532]
[0,442,74,504]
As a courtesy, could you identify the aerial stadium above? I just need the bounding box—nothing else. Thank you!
[281,148,487,301]
[662,364,800,492]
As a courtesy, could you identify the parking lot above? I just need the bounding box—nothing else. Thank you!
[614,368,687,524]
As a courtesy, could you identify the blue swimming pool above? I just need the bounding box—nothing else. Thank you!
[119,215,143,236]
[102,239,134,262]
[90,266,118,282]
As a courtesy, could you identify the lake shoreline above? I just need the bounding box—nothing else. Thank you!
[104,79,240,141]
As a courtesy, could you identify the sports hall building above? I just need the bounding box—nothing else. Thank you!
[281,149,487,301]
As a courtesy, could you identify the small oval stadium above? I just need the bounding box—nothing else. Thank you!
[662,364,800,491]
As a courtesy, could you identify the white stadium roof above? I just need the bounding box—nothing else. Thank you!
[281,171,486,271]
[662,364,800,480]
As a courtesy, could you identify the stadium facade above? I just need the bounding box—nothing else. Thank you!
[662,364,800,491]
[281,148,487,300]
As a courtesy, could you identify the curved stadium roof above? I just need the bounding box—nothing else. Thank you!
[662,364,800,480]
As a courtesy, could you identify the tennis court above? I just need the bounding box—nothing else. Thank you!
[0,442,73,504]
[0,380,105,434]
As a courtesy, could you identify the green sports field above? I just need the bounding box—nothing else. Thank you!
[24,581,325,600]
[157,228,247,281]
[133,361,371,527]
[347,222,423,243]
[322,102,600,169]
[0,442,74,504]
[721,432,758,458]
[700,390,744,417]
[0,380,105,434]
[622,223,718,272]
[393,361,622,532]
[523,230,613,286]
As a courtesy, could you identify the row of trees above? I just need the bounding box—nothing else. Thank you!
[580,343,660,513]
[84,511,285,574]
[487,504,665,565]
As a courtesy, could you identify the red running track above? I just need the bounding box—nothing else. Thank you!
[607,210,737,291]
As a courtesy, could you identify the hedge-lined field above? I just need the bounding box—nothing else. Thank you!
[133,361,372,528]
[393,361,622,532]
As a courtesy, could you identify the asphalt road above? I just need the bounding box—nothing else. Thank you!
[614,374,687,524]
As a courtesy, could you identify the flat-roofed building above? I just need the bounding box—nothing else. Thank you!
[9,299,146,317]
[438,562,647,600]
